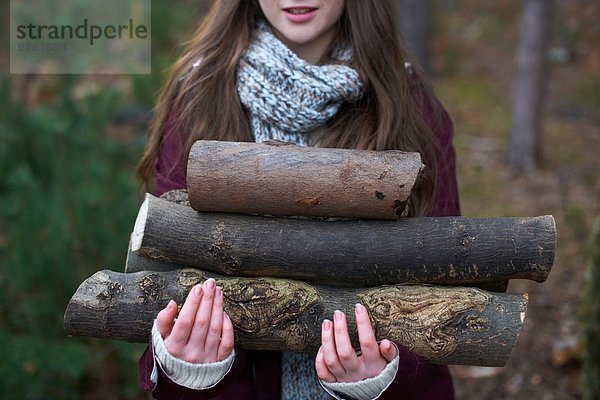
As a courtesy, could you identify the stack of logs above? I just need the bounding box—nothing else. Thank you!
[64,140,556,367]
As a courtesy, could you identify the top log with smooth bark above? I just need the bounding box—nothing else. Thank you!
[132,194,556,286]
[186,140,425,219]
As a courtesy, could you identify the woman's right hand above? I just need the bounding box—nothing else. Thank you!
[156,278,235,364]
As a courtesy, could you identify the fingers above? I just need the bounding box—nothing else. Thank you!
[168,284,203,346]
[319,308,396,384]
[320,318,346,379]
[333,311,360,373]
[187,278,216,352]
[203,286,224,357]
[355,303,380,364]
[379,339,398,363]
[217,313,235,361]
[315,347,337,382]
[164,279,234,364]
[156,300,178,339]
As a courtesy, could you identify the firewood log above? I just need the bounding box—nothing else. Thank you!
[186,140,425,219]
[131,194,556,286]
[64,269,528,366]
[125,243,509,292]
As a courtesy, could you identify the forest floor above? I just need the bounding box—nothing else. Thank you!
[5,2,596,399]
[434,3,599,399]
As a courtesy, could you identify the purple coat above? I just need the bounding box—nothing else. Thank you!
[138,82,460,400]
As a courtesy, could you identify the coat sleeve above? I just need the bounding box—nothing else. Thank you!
[153,112,189,197]
[138,335,251,400]
[377,343,454,400]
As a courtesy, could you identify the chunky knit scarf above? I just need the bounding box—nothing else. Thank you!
[237,22,363,399]
[237,22,364,146]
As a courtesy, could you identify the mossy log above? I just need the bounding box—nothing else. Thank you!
[131,194,556,286]
[186,140,425,219]
[64,269,527,366]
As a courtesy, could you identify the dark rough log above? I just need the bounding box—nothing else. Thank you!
[125,236,174,273]
[64,269,527,366]
[129,190,510,292]
[131,194,556,286]
[125,244,508,292]
[186,140,424,219]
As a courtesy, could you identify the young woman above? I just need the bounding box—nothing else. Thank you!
[137,1,459,399]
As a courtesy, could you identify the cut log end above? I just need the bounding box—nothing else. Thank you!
[124,237,133,270]
[547,214,557,270]
[520,293,529,323]
[131,195,149,252]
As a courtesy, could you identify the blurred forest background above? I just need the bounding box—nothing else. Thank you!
[0,0,598,399]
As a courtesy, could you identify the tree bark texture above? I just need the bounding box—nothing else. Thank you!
[186,140,425,220]
[125,236,175,273]
[508,0,554,170]
[125,242,509,292]
[64,269,527,366]
[131,194,556,286]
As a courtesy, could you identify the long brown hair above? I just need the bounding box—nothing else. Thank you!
[137,0,444,216]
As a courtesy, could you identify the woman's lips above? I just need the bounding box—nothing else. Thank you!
[283,7,318,23]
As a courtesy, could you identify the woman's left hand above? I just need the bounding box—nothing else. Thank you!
[315,303,397,383]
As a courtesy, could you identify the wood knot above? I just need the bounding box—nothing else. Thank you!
[393,200,407,216]
[297,198,320,206]
[466,316,488,332]
[96,282,124,301]
[208,222,241,274]
[141,248,173,263]
[138,274,164,303]
[177,270,205,288]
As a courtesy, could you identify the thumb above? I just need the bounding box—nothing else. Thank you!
[156,300,178,339]
[379,339,397,363]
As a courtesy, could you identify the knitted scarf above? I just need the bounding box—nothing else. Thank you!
[237,22,364,146]
[237,22,363,399]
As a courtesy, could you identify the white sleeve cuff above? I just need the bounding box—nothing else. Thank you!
[320,353,399,400]
[151,319,235,390]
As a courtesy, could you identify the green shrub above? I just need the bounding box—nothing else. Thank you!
[0,330,93,400]
[0,3,211,398]
[0,77,145,399]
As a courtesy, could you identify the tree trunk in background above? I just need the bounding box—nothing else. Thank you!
[397,0,432,74]
[507,0,554,171]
